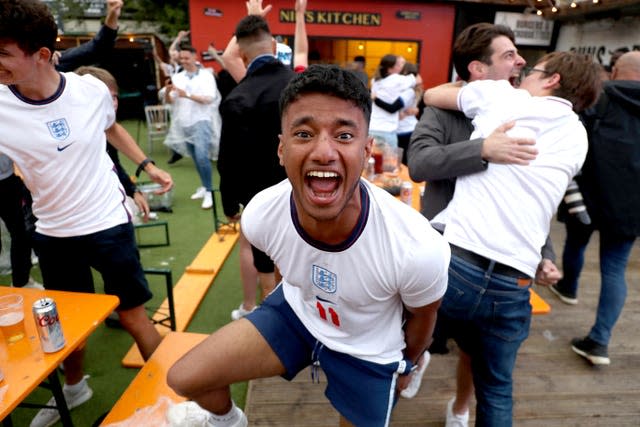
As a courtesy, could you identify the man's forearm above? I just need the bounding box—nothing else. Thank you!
[403,301,440,364]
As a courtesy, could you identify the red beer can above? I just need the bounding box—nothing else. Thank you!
[32,297,66,353]
[400,181,413,205]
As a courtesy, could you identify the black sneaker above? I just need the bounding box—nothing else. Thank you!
[167,151,183,164]
[571,336,610,365]
[549,284,578,305]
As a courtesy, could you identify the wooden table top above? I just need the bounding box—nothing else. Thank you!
[0,286,119,419]
[101,332,208,425]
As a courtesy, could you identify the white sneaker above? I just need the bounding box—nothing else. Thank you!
[445,397,469,427]
[230,303,255,321]
[30,375,93,427]
[191,186,207,200]
[23,278,44,290]
[167,401,248,427]
[201,192,213,210]
[400,351,431,399]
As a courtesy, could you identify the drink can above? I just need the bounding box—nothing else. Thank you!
[32,298,66,353]
[400,181,413,205]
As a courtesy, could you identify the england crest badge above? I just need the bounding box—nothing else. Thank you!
[312,265,337,293]
[47,118,71,141]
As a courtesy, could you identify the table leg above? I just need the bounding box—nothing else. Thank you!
[48,372,73,426]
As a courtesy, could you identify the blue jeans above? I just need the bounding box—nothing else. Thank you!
[183,120,213,191]
[556,217,636,346]
[440,254,532,426]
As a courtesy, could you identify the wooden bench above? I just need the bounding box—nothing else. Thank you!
[102,332,208,425]
[121,229,238,368]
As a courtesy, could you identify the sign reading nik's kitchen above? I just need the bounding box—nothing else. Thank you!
[280,9,381,26]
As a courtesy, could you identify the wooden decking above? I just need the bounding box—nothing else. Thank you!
[244,221,640,426]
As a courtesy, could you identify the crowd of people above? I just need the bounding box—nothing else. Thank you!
[0,0,638,426]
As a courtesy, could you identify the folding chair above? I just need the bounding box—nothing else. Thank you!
[144,105,171,153]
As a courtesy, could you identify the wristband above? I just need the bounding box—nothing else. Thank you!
[135,157,155,178]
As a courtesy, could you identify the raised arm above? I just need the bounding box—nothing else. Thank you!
[293,0,308,69]
[104,0,123,30]
[55,0,122,71]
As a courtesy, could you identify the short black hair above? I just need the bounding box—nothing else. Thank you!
[179,44,197,54]
[0,0,57,55]
[280,64,372,126]
[235,15,272,42]
[354,55,366,64]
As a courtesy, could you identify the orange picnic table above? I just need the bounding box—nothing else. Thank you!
[0,286,119,425]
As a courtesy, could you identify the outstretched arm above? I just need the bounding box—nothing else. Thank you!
[106,123,173,193]
[422,82,463,111]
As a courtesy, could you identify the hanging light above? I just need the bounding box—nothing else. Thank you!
[570,1,577,7]
[358,42,364,51]
[552,6,558,12]
[537,9,543,15]
[407,46,413,53]
[129,36,134,42]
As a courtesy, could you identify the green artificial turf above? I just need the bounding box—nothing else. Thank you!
[2,119,247,426]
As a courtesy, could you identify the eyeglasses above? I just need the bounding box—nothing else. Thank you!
[520,66,551,78]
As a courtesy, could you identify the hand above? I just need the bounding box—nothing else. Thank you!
[133,191,150,222]
[51,50,61,66]
[177,30,190,40]
[481,121,538,165]
[295,0,307,13]
[144,164,174,194]
[105,0,123,29]
[535,258,562,287]
[246,0,272,17]
[396,372,412,393]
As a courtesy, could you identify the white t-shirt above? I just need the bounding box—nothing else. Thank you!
[169,68,219,128]
[0,72,130,237]
[370,73,416,133]
[433,80,587,277]
[242,179,449,364]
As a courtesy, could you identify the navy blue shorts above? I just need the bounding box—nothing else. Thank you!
[246,285,410,426]
[32,222,152,310]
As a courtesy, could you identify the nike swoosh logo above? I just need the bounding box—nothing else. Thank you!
[57,142,75,152]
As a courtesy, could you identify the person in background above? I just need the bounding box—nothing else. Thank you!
[349,55,369,88]
[424,50,601,426]
[166,64,449,427]
[0,154,41,289]
[373,61,422,166]
[550,51,640,366]
[0,2,172,425]
[217,5,297,321]
[369,54,416,149]
[162,45,220,210]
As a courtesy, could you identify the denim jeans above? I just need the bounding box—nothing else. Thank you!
[183,120,213,191]
[440,255,532,427]
[557,216,636,346]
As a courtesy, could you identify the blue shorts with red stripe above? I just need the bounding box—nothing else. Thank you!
[246,285,412,426]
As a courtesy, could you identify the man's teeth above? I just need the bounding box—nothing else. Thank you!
[307,171,338,178]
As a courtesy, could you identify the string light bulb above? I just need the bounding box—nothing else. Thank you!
[537,9,543,15]
[570,1,577,7]
[552,5,558,11]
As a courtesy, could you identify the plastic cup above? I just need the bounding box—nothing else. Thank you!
[0,294,25,344]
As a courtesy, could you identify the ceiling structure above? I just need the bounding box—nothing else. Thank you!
[443,0,640,19]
